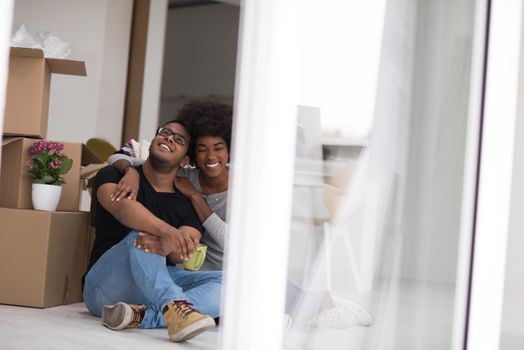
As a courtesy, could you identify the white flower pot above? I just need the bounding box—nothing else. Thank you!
[32,183,62,212]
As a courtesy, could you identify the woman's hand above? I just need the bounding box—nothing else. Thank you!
[175,176,199,198]
[111,167,140,201]
[134,232,173,256]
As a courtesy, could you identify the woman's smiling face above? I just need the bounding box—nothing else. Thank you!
[195,135,229,178]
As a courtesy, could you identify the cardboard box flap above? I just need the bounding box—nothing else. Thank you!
[81,144,104,166]
[10,47,86,76]
[10,47,44,59]
[46,58,86,76]
[80,163,106,180]
[1,137,23,147]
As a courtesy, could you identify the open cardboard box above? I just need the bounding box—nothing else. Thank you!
[3,47,86,138]
[80,163,107,191]
[0,208,90,308]
[78,163,107,212]
[0,137,103,211]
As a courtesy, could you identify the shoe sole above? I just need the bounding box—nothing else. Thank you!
[102,303,132,330]
[169,317,216,342]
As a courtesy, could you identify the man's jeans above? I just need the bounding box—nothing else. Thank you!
[83,231,222,329]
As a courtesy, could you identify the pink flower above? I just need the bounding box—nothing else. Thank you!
[27,140,70,184]
[35,141,47,153]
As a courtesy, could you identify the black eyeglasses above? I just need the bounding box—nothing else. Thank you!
[156,127,188,145]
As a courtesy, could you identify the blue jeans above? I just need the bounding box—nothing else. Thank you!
[83,231,222,329]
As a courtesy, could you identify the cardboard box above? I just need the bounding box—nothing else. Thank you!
[0,208,90,308]
[3,47,86,138]
[80,163,107,191]
[79,163,106,212]
[0,137,102,211]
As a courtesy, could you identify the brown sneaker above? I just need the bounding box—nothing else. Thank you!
[102,302,146,330]
[164,300,215,342]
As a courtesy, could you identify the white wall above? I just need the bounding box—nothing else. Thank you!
[159,3,239,124]
[12,0,132,147]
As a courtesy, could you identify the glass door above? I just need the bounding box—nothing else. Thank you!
[282,0,484,349]
[220,0,521,349]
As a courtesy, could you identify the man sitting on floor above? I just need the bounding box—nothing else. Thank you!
[83,118,221,342]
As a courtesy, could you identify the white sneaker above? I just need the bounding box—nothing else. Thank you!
[331,296,373,326]
[310,298,373,329]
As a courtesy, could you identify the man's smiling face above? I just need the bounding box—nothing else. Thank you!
[149,122,191,167]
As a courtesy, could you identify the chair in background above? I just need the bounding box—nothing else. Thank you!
[86,138,117,163]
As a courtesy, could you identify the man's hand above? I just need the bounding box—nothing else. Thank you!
[134,226,201,261]
[178,226,202,253]
[111,167,140,201]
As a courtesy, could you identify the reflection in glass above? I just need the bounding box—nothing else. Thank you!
[283,0,477,349]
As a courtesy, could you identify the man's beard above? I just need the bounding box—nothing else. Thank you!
[148,152,179,173]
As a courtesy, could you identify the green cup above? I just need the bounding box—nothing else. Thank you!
[182,244,207,271]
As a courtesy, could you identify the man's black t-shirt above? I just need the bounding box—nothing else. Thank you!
[86,165,203,272]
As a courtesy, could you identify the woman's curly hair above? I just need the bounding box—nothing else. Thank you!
[168,99,233,166]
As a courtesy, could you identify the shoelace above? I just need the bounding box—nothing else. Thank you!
[173,301,195,320]
[129,305,146,327]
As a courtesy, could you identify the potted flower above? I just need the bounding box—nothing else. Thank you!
[26,140,73,211]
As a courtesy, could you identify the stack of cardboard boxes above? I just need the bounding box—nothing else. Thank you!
[0,47,103,308]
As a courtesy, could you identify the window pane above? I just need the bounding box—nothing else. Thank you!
[283,0,479,349]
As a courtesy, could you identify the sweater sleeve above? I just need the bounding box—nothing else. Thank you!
[202,212,227,249]
[107,153,145,167]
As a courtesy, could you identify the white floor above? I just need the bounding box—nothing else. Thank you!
[0,302,362,350]
[1,281,522,350]
[0,303,219,350]
[0,280,446,350]
[0,280,441,350]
